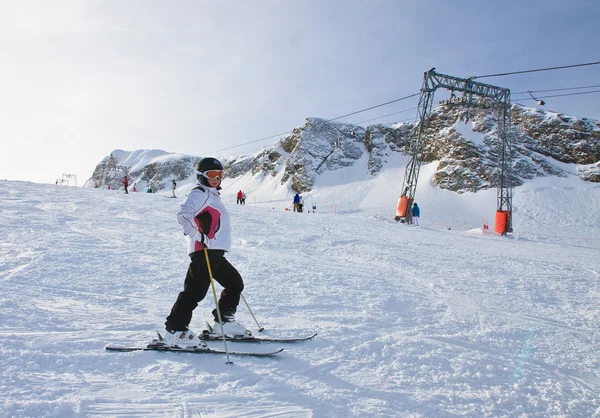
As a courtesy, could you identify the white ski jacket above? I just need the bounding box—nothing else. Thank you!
[177,183,231,254]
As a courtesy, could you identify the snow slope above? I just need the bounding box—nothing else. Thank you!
[1,175,599,417]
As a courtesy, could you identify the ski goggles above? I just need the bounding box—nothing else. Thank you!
[202,170,224,180]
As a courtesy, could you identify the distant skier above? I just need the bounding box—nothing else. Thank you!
[299,196,304,213]
[411,203,420,226]
[171,180,177,198]
[312,203,316,213]
[123,175,129,194]
[164,157,250,347]
[241,191,246,205]
[237,190,243,204]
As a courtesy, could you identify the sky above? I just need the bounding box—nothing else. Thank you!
[1,0,599,185]
[1,158,599,416]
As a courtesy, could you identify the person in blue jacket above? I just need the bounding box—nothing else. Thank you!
[293,193,301,212]
[411,202,420,226]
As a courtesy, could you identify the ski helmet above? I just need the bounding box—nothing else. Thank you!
[195,157,224,187]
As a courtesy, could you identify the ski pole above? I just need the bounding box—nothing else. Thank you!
[240,293,264,332]
[204,247,232,364]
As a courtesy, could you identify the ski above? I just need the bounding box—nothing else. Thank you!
[201,328,318,343]
[105,341,283,357]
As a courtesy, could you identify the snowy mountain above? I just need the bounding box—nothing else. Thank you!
[84,104,600,201]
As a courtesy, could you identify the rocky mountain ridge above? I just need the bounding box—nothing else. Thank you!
[84,104,600,193]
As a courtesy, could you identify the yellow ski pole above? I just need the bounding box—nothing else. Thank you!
[204,247,232,364]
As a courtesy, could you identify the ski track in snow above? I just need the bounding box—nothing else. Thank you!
[1,180,600,417]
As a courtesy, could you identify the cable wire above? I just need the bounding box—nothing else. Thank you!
[473,61,600,79]
[207,63,600,154]
[206,92,420,154]
[517,89,600,100]
[208,130,294,154]
[327,92,420,121]
[512,83,600,95]
[355,106,418,125]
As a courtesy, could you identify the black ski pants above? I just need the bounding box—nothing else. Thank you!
[165,249,244,331]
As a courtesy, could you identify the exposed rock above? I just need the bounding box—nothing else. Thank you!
[579,162,600,182]
[85,104,600,193]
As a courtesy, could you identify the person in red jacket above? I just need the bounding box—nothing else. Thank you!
[237,190,243,204]
[123,175,129,194]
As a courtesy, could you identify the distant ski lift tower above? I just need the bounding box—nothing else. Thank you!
[61,173,78,187]
[395,68,513,234]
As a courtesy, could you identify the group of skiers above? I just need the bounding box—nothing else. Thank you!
[293,193,304,212]
[291,193,318,213]
[120,175,417,226]
[236,190,246,204]
[119,175,177,197]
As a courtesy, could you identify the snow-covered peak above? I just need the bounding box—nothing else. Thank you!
[84,104,599,201]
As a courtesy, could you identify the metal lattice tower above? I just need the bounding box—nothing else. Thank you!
[397,68,513,233]
[60,173,78,187]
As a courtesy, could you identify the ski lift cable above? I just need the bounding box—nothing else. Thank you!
[355,106,419,124]
[217,90,599,154]
[210,90,600,157]
[512,83,600,95]
[327,92,420,122]
[472,61,600,80]
[206,63,599,154]
[206,92,420,154]
[521,89,600,100]
[207,130,296,154]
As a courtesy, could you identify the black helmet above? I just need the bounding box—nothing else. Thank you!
[195,157,223,173]
[195,157,224,186]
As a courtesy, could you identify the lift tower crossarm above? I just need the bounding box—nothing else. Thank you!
[424,71,510,102]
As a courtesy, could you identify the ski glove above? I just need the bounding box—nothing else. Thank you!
[194,232,215,248]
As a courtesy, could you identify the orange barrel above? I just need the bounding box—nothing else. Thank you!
[495,210,508,234]
[396,196,409,218]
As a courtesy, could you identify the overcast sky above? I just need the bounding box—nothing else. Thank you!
[1,0,599,184]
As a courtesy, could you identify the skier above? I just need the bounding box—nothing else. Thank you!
[164,157,249,347]
[293,193,300,212]
[132,183,137,192]
[237,190,243,204]
[241,191,246,205]
[299,196,304,213]
[411,202,420,226]
[123,175,129,194]
[171,180,177,198]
